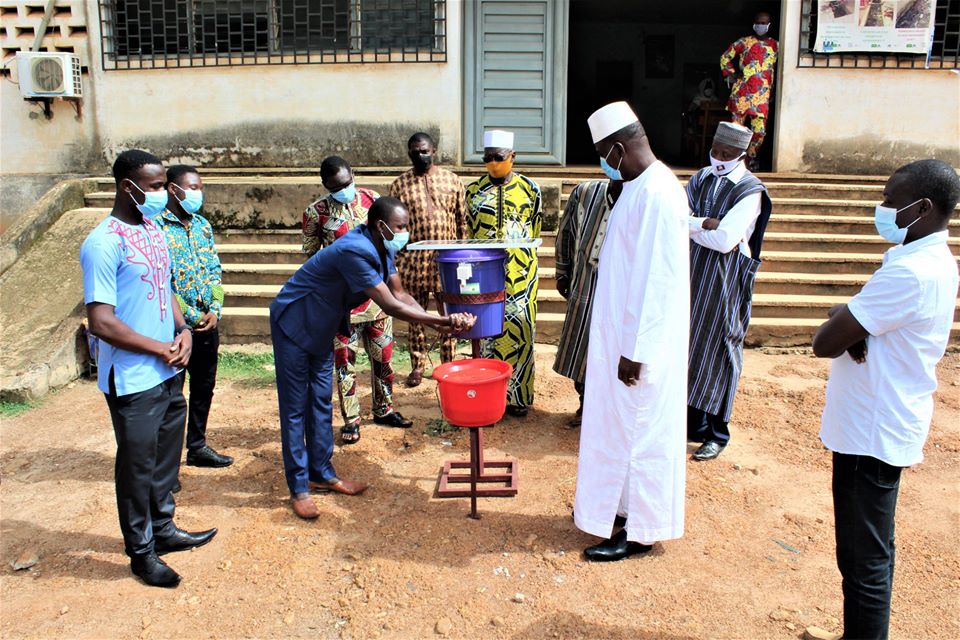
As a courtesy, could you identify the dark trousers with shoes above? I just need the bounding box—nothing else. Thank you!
[832,452,902,640]
[105,371,186,558]
[184,327,219,451]
[686,405,730,445]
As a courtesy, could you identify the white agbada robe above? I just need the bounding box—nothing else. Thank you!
[573,160,690,543]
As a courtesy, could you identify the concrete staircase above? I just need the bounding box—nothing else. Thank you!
[80,169,960,347]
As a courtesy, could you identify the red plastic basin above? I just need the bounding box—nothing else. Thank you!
[432,358,513,427]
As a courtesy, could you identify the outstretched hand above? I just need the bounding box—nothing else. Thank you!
[617,356,642,387]
[440,313,477,335]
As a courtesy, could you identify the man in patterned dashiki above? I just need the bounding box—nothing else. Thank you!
[81,149,216,588]
[465,129,542,417]
[553,177,621,428]
[389,132,467,388]
[686,122,772,461]
[721,11,778,169]
[156,165,233,473]
[303,156,412,445]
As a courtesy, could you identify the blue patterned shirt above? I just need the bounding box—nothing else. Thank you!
[155,209,224,327]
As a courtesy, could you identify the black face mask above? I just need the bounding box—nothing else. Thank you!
[412,152,434,171]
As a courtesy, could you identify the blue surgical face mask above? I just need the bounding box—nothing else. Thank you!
[379,222,409,256]
[874,199,923,245]
[330,183,356,205]
[128,180,168,218]
[172,184,204,215]
[753,23,770,36]
[599,145,623,181]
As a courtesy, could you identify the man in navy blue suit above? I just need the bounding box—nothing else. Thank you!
[270,196,474,519]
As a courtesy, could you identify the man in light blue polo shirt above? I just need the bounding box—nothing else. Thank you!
[81,149,218,589]
[813,159,960,640]
[270,196,475,519]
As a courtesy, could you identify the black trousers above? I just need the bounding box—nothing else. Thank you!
[184,327,219,451]
[686,405,730,445]
[105,371,186,558]
[832,452,902,640]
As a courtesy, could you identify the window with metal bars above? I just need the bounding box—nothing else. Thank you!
[99,0,446,69]
[798,0,959,68]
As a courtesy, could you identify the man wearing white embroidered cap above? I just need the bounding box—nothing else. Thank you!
[573,101,690,561]
[465,129,542,417]
[686,121,773,461]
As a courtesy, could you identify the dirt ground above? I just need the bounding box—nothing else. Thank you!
[2,346,958,640]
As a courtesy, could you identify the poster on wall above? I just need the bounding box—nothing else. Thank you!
[814,0,935,53]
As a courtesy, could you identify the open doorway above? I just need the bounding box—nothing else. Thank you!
[566,0,781,170]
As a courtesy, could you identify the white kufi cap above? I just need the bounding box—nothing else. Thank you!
[587,101,639,144]
[483,129,514,149]
[713,121,754,151]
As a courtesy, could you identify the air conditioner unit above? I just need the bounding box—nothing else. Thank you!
[16,52,82,99]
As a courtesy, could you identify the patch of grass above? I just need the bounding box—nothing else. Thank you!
[0,400,37,419]
[218,351,276,387]
[424,417,459,437]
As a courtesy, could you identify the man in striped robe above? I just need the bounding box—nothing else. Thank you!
[552,178,621,427]
[686,122,773,461]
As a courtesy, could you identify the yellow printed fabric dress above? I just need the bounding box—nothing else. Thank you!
[465,173,542,408]
[721,35,778,158]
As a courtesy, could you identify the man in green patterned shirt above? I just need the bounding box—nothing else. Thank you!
[157,165,233,470]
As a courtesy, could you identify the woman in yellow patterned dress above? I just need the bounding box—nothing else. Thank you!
[465,130,542,416]
[721,11,779,166]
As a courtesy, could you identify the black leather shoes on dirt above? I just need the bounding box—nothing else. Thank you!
[373,412,413,428]
[155,528,218,555]
[186,445,234,468]
[131,553,181,588]
[692,441,725,461]
[583,529,653,562]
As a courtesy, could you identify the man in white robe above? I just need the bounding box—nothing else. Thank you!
[574,101,690,561]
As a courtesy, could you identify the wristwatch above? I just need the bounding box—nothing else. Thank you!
[175,324,193,335]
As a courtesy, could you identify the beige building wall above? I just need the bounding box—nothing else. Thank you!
[84,0,464,168]
[774,0,960,174]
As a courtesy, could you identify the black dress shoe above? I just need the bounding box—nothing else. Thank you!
[186,445,234,468]
[131,553,181,588]
[692,441,726,461]
[506,405,528,417]
[583,529,652,562]
[155,528,218,555]
[373,412,413,428]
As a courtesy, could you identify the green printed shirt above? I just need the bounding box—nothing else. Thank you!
[156,209,224,327]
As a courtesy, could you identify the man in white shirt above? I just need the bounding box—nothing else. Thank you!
[813,159,960,640]
[686,122,772,460]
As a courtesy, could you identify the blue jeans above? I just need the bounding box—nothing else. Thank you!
[832,452,902,640]
[271,319,338,495]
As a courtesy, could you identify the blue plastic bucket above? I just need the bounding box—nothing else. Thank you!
[435,248,507,340]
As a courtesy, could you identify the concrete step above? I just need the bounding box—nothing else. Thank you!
[218,244,556,267]
[222,262,558,286]
[216,229,302,244]
[223,282,570,313]
[758,251,955,275]
[762,232,960,255]
[558,179,886,201]
[753,272,867,296]
[750,293,960,322]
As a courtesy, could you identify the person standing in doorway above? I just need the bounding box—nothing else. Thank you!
[552,177,621,427]
[686,122,773,461]
[303,156,412,445]
[573,102,689,561]
[721,11,778,169]
[389,132,467,388]
[465,130,542,417]
[156,165,233,470]
[81,149,217,588]
[812,160,960,640]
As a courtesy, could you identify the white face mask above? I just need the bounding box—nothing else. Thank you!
[874,199,923,245]
[709,152,745,176]
[753,23,770,36]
